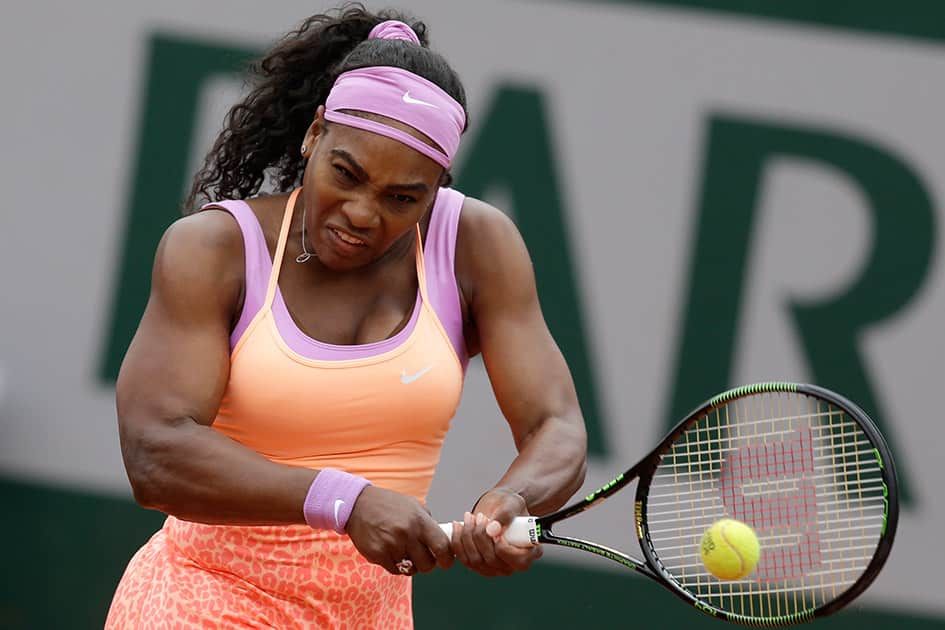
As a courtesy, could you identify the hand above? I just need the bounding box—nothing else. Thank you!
[346,485,454,576]
[450,487,543,577]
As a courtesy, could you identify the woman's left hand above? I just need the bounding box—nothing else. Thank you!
[449,487,543,577]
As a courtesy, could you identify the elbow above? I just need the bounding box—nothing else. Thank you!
[118,421,176,512]
[127,461,162,511]
[123,438,163,510]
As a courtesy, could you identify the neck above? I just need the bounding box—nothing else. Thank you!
[294,223,419,281]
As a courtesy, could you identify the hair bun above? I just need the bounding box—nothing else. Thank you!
[368,20,420,45]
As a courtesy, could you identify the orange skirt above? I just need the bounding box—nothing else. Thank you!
[105,516,413,629]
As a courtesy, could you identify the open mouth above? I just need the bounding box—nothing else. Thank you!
[328,227,367,252]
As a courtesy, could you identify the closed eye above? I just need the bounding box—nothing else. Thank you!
[333,164,356,182]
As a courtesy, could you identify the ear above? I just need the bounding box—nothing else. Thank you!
[438,168,453,189]
[301,106,327,156]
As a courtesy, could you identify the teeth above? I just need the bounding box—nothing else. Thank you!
[333,229,363,245]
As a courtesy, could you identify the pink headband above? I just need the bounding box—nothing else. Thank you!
[323,21,465,168]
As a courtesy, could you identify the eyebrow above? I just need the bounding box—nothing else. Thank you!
[330,149,430,194]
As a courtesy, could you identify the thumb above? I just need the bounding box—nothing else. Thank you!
[482,491,527,540]
[485,519,503,538]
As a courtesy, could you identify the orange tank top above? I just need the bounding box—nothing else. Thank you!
[212,188,464,502]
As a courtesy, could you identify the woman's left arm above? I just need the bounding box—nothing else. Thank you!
[450,198,588,576]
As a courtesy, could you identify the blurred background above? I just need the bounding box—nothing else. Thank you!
[1,1,943,628]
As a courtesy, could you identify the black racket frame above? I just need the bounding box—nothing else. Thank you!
[529,383,899,626]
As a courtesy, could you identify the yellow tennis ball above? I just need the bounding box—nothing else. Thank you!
[700,518,760,580]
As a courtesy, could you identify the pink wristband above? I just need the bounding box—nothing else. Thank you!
[303,468,372,533]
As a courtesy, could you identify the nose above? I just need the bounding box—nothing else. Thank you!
[341,196,381,230]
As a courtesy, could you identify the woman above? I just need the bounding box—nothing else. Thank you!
[107,5,587,628]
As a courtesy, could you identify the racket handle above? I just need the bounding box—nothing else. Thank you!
[438,516,540,546]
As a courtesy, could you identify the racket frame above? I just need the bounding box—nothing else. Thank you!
[528,382,899,626]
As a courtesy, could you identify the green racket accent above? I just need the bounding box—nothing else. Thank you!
[726,609,816,627]
[584,473,625,502]
[708,382,797,406]
[874,446,889,535]
[552,538,643,572]
[881,482,889,536]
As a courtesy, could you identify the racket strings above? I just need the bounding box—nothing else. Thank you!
[644,391,885,621]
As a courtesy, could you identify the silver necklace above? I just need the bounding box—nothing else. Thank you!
[296,200,315,263]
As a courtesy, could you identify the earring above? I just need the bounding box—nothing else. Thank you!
[300,144,307,157]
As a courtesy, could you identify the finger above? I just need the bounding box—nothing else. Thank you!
[392,557,416,577]
[486,519,502,540]
[418,518,454,571]
[360,541,404,576]
[406,538,437,574]
[458,513,507,577]
[459,511,485,567]
[495,538,543,570]
[471,512,514,575]
[381,556,404,576]
[450,521,467,564]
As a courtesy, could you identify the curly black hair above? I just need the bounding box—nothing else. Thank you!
[184,3,468,212]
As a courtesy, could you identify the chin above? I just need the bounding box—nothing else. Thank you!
[316,248,374,271]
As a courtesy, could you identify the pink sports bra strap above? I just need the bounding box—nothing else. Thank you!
[210,187,464,362]
[423,189,467,365]
[267,188,427,309]
[200,199,271,351]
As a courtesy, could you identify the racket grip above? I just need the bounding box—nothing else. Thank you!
[438,516,540,546]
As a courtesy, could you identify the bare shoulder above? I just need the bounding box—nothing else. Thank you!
[152,209,245,314]
[455,197,528,273]
[456,196,522,250]
[455,196,534,305]
[157,209,243,274]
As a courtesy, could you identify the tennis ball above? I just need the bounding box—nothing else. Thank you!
[700,518,760,580]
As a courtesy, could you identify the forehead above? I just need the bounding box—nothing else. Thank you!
[324,113,444,181]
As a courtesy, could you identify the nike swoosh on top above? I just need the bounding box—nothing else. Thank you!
[401,365,434,384]
[402,91,438,109]
[333,499,345,528]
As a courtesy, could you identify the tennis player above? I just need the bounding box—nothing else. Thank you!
[106,5,587,628]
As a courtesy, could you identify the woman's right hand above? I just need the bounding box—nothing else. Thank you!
[345,486,454,575]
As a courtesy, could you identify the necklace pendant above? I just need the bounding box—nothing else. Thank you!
[296,252,312,263]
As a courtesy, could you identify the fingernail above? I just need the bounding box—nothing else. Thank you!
[464,512,472,527]
[476,513,486,526]
[486,521,501,537]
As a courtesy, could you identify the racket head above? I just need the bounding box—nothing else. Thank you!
[635,382,898,626]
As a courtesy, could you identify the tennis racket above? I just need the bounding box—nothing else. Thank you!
[440,382,898,626]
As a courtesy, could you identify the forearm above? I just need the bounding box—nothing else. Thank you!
[121,416,317,525]
[489,414,587,516]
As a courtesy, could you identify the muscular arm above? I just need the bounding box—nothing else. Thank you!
[118,207,452,573]
[457,199,588,516]
[116,210,315,524]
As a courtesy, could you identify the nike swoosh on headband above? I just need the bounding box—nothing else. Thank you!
[402,91,439,109]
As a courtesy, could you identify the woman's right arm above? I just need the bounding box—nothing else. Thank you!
[116,209,316,525]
